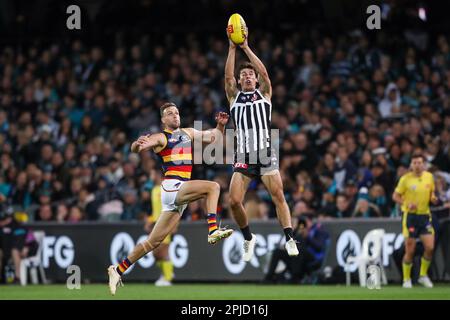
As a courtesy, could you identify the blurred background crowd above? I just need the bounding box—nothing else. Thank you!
[0,0,450,225]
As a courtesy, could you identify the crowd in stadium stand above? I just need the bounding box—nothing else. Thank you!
[1,28,450,224]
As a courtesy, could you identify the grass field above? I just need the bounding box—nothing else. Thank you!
[0,283,449,300]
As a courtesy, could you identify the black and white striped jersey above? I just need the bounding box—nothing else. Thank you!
[230,89,272,160]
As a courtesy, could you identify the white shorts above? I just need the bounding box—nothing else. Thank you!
[161,179,188,215]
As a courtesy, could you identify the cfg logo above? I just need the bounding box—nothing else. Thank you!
[222,232,246,274]
[42,236,75,268]
[336,229,404,272]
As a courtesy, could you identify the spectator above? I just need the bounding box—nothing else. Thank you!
[331,193,353,218]
[352,187,382,218]
[68,206,84,223]
[343,179,359,210]
[120,187,142,221]
[295,50,320,87]
[9,171,32,209]
[186,201,205,222]
[244,193,269,221]
[292,200,313,218]
[328,49,352,79]
[56,203,69,223]
[37,204,53,222]
[378,83,402,118]
[334,147,357,192]
[433,172,450,220]
[369,184,389,216]
[288,133,319,173]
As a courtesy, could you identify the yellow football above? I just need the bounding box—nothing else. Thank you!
[227,13,248,45]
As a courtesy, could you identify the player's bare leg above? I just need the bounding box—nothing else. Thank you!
[229,172,256,261]
[175,180,233,244]
[402,237,416,288]
[229,172,252,228]
[418,234,434,288]
[108,211,180,295]
[261,171,298,256]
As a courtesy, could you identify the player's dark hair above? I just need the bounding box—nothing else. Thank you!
[160,102,177,117]
[411,153,425,161]
[238,62,258,78]
[237,62,260,89]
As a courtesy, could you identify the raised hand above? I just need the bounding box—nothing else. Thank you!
[215,112,229,126]
[136,135,154,151]
[239,29,249,50]
[226,26,237,49]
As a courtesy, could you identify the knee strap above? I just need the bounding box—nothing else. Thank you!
[141,238,156,253]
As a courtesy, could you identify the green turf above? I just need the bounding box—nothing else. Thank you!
[1,283,450,300]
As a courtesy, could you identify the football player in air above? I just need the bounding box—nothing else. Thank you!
[108,103,233,295]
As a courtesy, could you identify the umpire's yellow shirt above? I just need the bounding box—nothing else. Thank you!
[148,184,162,223]
[147,184,171,244]
[394,171,435,215]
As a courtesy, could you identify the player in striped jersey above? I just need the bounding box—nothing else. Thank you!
[225,37,299,262]
[108,102,233,295]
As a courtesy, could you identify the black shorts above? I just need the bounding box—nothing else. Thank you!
[402,213,434,238]
[233,150,279,177]
[233,163,271,177]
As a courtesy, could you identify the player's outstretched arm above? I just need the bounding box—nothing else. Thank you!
[225,40,238,104]
[239,38,272,99]
[185,112,229,144]
[131,133,165,153]
[207,111,229,143]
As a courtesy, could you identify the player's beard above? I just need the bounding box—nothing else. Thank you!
[165,118,180,130]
